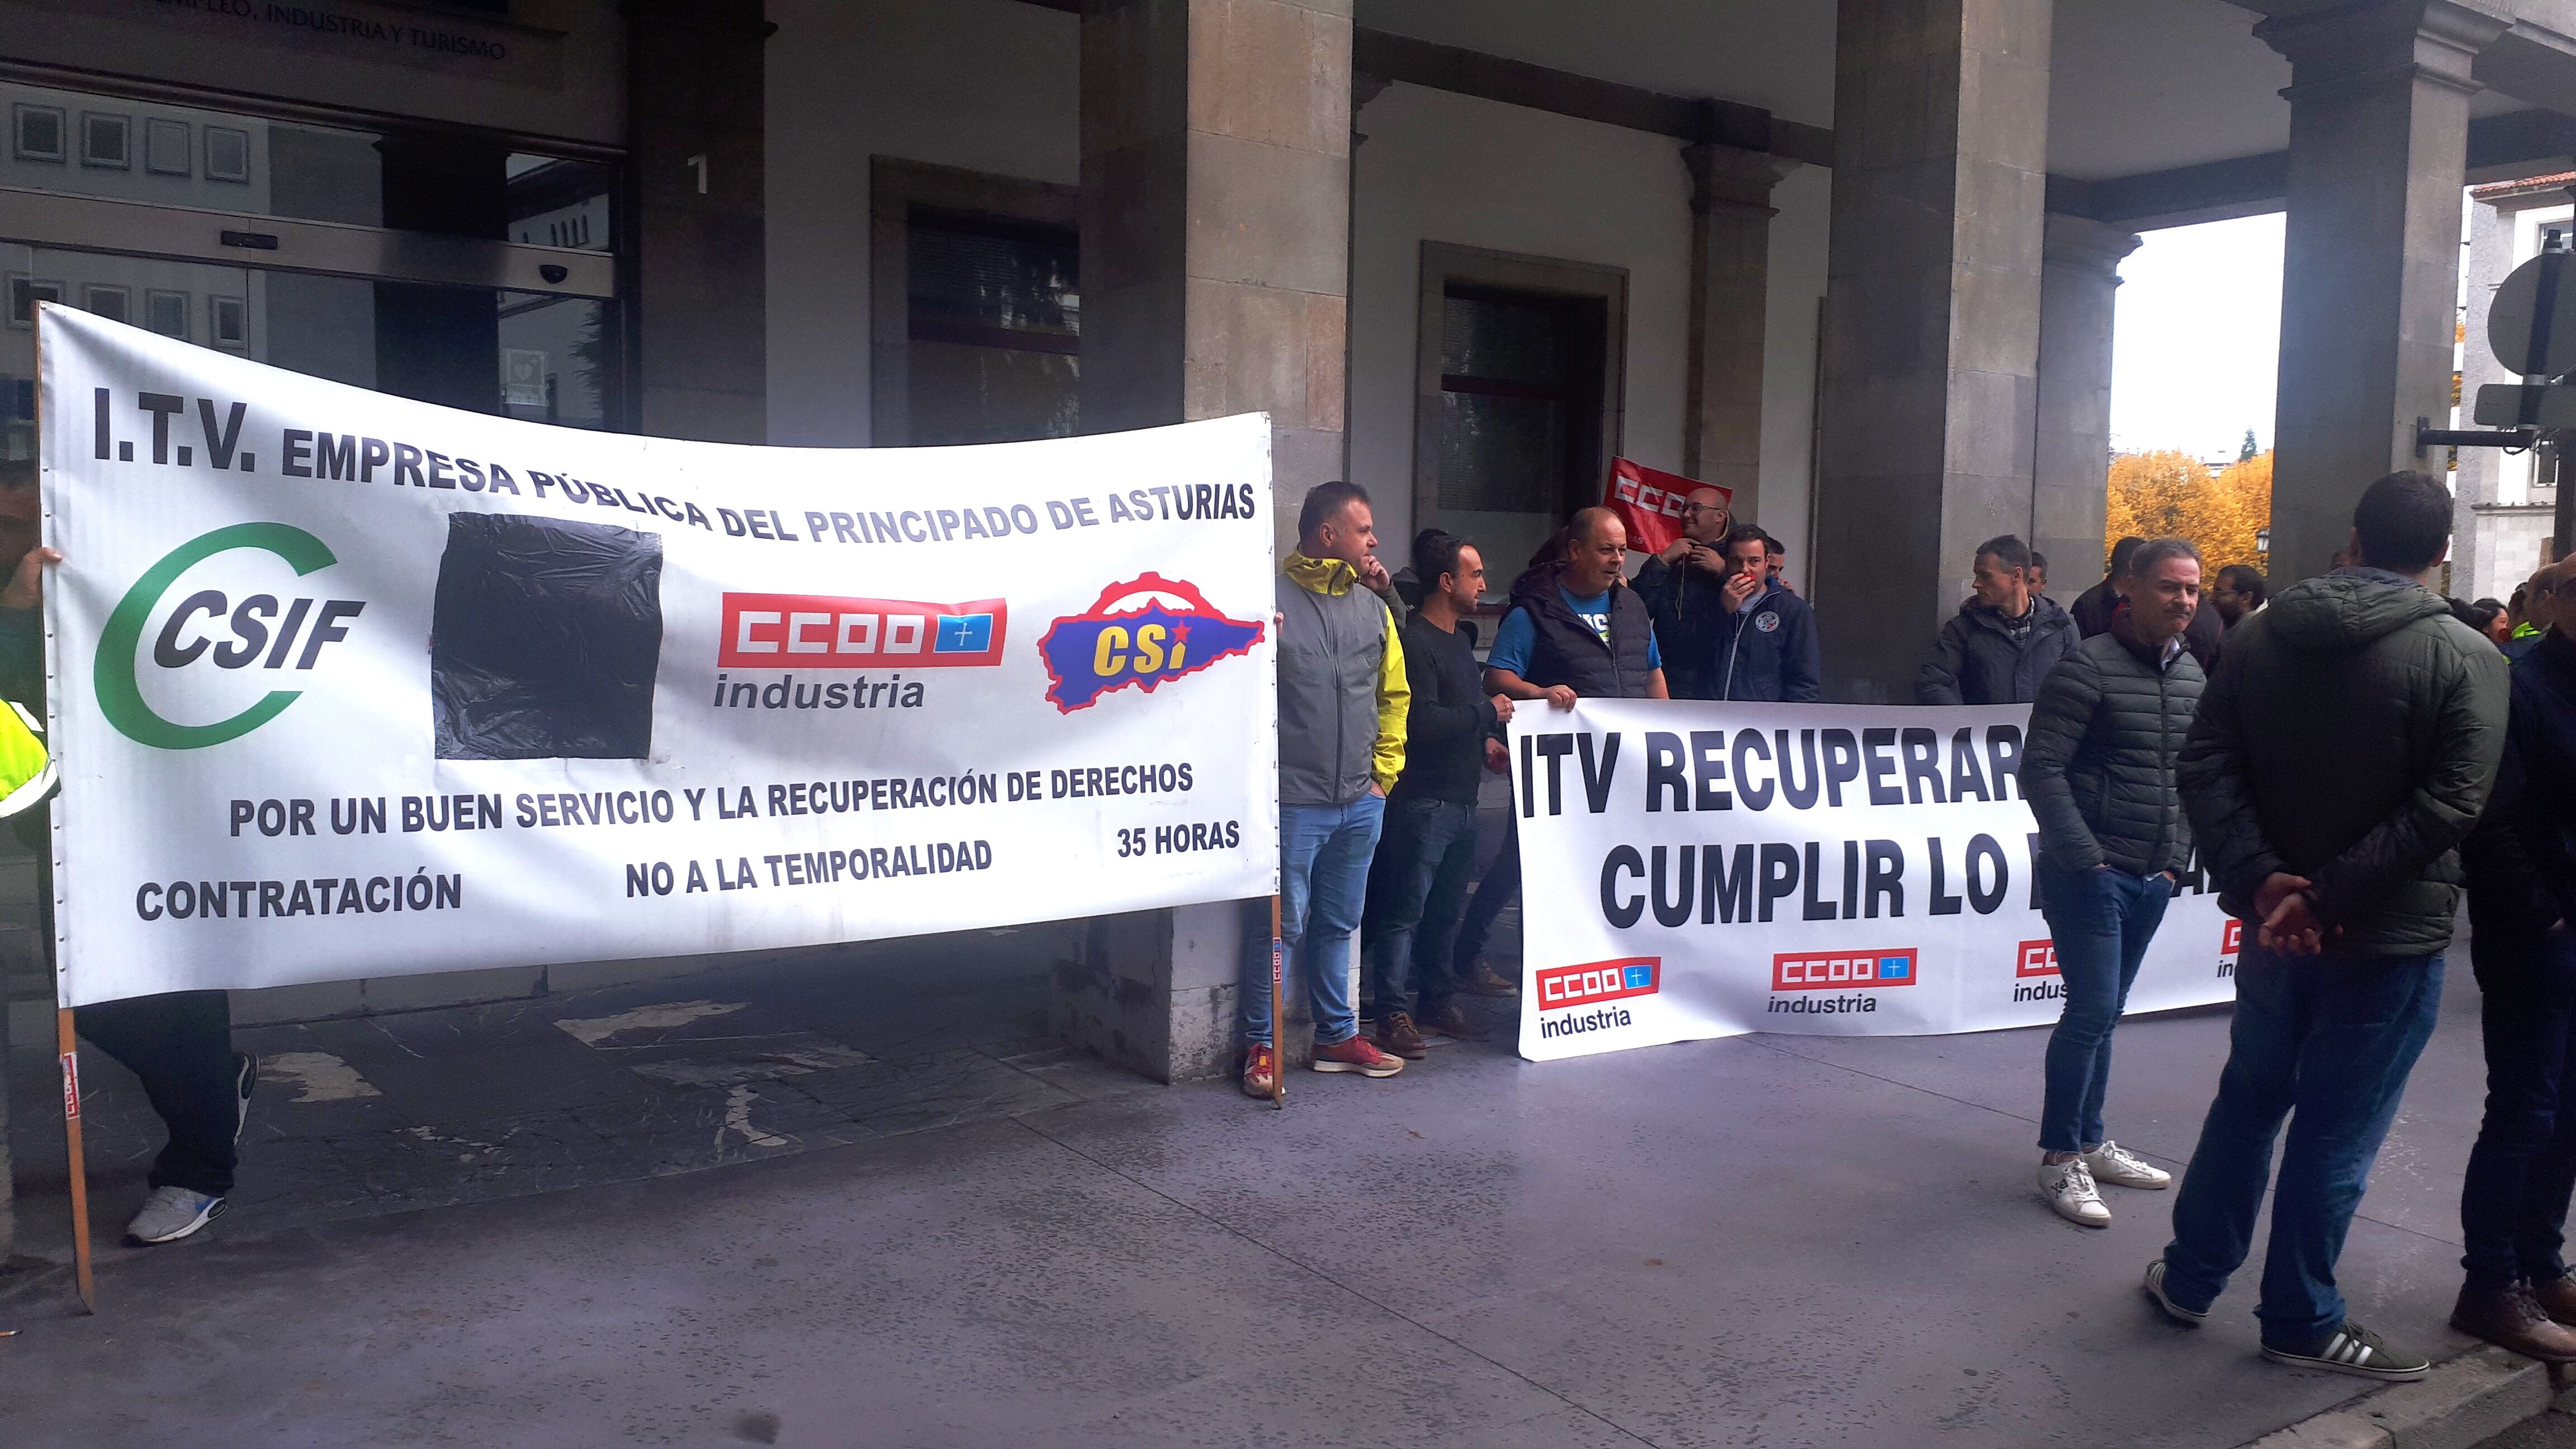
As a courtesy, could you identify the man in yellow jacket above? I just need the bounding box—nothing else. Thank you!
[1246,481,1410,1098]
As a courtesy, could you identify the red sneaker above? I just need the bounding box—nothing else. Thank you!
[1241,1043,1278,1098]
[1311,1036,1403,1077]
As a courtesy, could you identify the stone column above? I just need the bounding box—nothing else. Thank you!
[1810,0,2052,700]
[2260,1,2504,582]
[1054,0,1351,1082]
[2032,214,2139,600]
[627,0,770,443]
[1682,144,1797,522]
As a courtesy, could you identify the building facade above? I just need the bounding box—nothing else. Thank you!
[2458,171,2568,607]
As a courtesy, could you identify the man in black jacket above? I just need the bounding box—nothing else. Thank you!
[2072,537,2144,637]
[2081,535,2222,667]
[1360,531,1513,1057]
[1631,485,1734,698]
[2020,538,2205,1229]
[2149,472,2509,1382]
[2455,569,2576,1362]
[1917,534,2077,705]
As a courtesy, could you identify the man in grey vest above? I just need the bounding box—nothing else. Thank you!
[1244,481,1412,1098]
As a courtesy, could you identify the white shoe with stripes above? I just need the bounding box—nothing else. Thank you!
[2260,1322,2429,1382]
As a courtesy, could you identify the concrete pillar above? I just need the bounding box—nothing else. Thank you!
[1810,0,2052,700]
[627,0,770,443]
[1682,144,1797,522]
[0,1001,11,1261]
[1052,0,1351,1082]
[2032,214,2140,599]
[2260,1,2504,583]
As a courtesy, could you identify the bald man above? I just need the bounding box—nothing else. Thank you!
[1633,485,1737,699]
[1485,508,1668,707]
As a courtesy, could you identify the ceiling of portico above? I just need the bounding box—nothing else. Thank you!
[1353,0,2538,184]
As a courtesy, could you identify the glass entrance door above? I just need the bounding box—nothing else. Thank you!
[1,244,610,467]
[0,78,621,467]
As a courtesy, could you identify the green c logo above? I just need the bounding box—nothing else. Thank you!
[96,523,339,750]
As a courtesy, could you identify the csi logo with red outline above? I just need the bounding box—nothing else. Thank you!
[2222,918,2243,956]
[1535,957,1660,1011]
[2015,940,2059,979]
[1773,948,1919,991]
[1038,574,1264,712]
[719,593,1006,669]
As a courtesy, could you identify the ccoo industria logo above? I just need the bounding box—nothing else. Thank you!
[97,523,363,750]
[1038,574,1263,712]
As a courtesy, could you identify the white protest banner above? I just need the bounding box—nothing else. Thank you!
[1513,698,2238,1060]
[39,307,1278,1006]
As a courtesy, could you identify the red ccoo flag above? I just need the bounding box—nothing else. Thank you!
[1603,458,1726,558]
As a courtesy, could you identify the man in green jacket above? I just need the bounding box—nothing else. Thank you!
[2145,472,2509,1382]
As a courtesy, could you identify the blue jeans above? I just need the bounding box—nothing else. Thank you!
[2161,940,2446,1346]
[1361,796,1481,1020]
[2035,865,2172,1153]
[1241,794,1384,1048]
[2460,928,2576,1291]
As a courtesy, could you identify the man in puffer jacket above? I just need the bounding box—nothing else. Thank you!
[1917,534,2078,704]
[2019,538,2204,1229]
[2148,471,2508,1384]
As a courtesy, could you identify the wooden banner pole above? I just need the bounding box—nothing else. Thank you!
[55,1007,94,1313]
[1268,895,1286,1108]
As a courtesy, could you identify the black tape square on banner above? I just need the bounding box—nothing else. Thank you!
[430,512,663,760]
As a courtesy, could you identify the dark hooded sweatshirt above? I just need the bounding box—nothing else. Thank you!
[2177,569,2509,955]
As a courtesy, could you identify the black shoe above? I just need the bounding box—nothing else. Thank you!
[1417,1002,1491,1042]
[2259,1322,2428,1381]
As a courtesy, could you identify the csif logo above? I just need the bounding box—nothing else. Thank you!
[96,523,363,750]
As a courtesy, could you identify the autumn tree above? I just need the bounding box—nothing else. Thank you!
[2104,448,2272,576]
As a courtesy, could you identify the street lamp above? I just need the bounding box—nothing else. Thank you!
[2256,527,2271,556]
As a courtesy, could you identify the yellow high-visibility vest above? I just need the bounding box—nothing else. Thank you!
[0,700,56,818]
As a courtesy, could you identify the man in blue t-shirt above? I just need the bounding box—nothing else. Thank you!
[1484,508,1667,707]
[1455,508,1665,998]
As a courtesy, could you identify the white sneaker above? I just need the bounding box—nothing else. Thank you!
[124,1185,225,1245]
[2038,1158,2111,1227]
[2083,1139,2172,1190]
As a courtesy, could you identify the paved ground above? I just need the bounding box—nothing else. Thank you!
[0,908,2525,1449]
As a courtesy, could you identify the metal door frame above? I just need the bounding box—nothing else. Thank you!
[0,188,616,300]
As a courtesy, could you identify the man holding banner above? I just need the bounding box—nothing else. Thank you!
[0,457,254,1248]
[2020,537,2205,1228]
